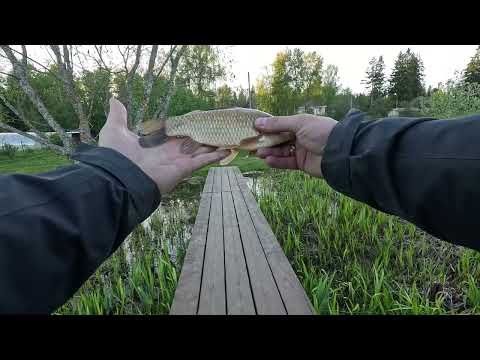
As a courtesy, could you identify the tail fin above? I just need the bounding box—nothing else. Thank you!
[138,118,168,148]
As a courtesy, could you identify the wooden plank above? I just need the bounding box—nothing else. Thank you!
[233,167,249,192]
[198,192,226,314]
[221,167,231,192]
[223,191,256,314]
[212,167,222,193]
[237,176,315,315]
[170,192,212,315]
[231,189,286,315]
[203,168,214,193]
[227,167,240,191]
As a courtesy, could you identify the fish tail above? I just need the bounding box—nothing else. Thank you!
[138,118,168,148]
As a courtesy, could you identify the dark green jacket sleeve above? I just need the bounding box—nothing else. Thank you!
[321,110,480,252]
[0,143,160,314]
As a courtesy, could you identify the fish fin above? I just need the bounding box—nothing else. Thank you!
[238,136,259,151]
[180,137,202,155]
[220,149,239,166]
[138,127,169,148]
[140,118,166,135]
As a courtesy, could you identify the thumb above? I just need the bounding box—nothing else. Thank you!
[106,97,129,130]
[254,115,305,134]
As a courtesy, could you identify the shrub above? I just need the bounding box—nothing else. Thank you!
[48,133,64,146]
[0,143,18,158]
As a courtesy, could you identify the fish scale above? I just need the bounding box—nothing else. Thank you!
[140,107,295,165]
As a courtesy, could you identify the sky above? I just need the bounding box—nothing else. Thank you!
[2,45,478,95]
[225,45,479,94]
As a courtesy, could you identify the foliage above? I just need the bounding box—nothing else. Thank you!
[388,48,425,102]
[463,46,480,85]
[48,132,63,146]
[363,56,386,100]
[258,171,480,315]
[421,81,480,118]
[0,143,17,158]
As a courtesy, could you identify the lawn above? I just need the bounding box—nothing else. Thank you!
[0,149,72,175]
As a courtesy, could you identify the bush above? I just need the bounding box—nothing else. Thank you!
[48,133,63,146]
[0,143,18,158]
[422,82,480,118]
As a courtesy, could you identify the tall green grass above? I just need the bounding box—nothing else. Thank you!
[56,198,197,315]
[256,170,480,315]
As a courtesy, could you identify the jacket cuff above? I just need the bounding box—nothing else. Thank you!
[71,143,161,221]
[321,110,366,195]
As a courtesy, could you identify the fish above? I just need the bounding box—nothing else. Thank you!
[138,107,295,165]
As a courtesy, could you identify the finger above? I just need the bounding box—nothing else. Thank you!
[257,144,293,158]
[107,97,129,130]
[255,116,305,134]
[192,150,230,169]
[265,155,298,170]
[192,145,217,157]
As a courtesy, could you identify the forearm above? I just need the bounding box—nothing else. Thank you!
[322,110,480,251]
[0,144,160,313]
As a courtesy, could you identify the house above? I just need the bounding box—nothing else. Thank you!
[297,101,327,116]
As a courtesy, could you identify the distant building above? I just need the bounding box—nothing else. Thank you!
[388,108,421,117]
[297,101,327,116]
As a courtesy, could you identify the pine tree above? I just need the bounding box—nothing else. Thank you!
[363,56,386,100]
[464,46,480,85]
[388,48,425,103]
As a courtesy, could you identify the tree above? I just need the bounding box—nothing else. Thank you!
[388,48,425,103]
[215,84,235,108]
[363,56,386,101]
[463,46,480,85]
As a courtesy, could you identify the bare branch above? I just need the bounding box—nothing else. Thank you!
[0,91,48,141]
[0,45,72,152]
[21,45,27,68]
[0,121,66,154]
[155,45,187,119]
[50,45,92,141]
[7,46,63,80]
[125,45,142,127]
[154,45,177,81]
[134,45,159,128]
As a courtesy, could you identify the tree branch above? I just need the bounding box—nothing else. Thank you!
[0,45,72,152]
[134,45,159,128]
[0,120,66,154]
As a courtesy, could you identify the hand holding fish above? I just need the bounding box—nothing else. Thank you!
[255,114,338,178]
[99,98,230,194]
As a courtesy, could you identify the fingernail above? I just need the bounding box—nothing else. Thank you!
[255,118,267,128]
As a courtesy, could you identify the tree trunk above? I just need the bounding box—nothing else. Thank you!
[0,46,73,153]
[126,45,142,129]
[134,45,158,131]
[50,45,93,142]
[155,46,187,119]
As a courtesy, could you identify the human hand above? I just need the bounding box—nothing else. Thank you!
[99,98,229,194]
[255,114,338,178]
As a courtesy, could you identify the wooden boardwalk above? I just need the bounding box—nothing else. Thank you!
[170,167,314,315]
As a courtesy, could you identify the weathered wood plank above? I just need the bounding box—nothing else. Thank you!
[203,167,214,193]
[198,192,226,314]
[236,173,315,315]
[231,189,286,315]
[223,191,256,315]
[212,167,222,193]
[227,167,240,191]
[170,192,212,315]
[221,166,231,192]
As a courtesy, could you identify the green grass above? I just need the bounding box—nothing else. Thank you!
[0,149,72,174]
[256,171,480,314]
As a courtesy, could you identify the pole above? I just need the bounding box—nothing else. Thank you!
[248,72,252,108]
